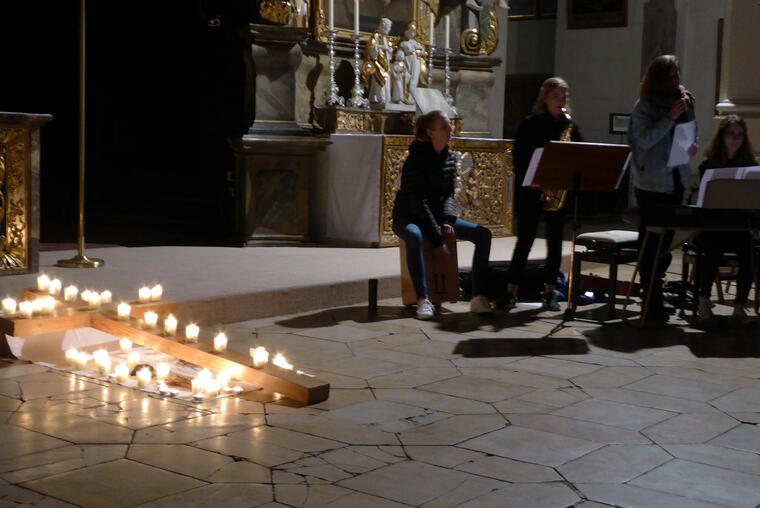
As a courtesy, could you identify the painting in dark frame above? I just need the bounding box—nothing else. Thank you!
[568,0,627,29]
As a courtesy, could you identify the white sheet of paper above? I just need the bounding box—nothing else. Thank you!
[522,148,543,187]
[667,120,696,167]
[696,165,760,207]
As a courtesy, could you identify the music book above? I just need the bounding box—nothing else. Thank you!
[696,165,760,208]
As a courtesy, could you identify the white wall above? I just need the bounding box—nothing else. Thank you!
[488,8,510,138]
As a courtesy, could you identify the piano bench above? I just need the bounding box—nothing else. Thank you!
[571,230,639,316]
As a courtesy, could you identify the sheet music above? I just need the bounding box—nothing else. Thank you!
[522,148,543,187]
[696,165,760,207]
[667,120,696,167]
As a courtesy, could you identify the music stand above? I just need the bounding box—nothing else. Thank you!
[523,141,631,328]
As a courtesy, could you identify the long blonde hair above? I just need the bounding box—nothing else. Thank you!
[532,77,571,115]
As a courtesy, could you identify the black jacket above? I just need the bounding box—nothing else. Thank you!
[392,140,457,247]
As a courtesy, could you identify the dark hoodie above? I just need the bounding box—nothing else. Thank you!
[392,140,457,247]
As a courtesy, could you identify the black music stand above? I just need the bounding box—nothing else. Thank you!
[523,141,631,329]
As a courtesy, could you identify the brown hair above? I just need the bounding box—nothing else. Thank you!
[704,114,758,166]
[532,77,571,115]
[415,110,447,141]
[640,55,679,103]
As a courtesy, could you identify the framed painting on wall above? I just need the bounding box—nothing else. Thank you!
[568,0,627,29]
[312,0,430,43]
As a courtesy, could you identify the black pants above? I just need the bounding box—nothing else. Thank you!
[507,189,565,287]
[634,181,684,307]
[694,231,753,304]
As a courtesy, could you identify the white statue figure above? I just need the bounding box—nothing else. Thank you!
[361,18,393,109]
[390,50,409,104]
[399,22,428,102]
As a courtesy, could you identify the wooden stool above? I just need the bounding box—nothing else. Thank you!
[399,236,459,306]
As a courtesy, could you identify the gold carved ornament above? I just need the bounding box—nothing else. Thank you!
[460,3,499,56]
[335,110,367,131]
[259,0,296,25]
[0,128,29,270]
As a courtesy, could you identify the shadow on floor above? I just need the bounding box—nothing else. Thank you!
[453,337,590,357]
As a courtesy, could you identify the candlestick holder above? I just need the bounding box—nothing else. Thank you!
[426,44,435,88]
[444,47,458,117]
[348,33,369,108]
[325,29,345,107]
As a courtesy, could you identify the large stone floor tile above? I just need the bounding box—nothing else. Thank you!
[21,459,205,508]
[321,400,429,426]
[294,324,388,343]
[545,353,639,367]
[137,483,272,508]
[205,460,271,483]
[310,388,376,411]
[625,374,733,402]
[651,365,760,390]
[419,475,509,508]
[336,460,471,506]
[294,369,367,389]
[711,387,760,413]
[368,368,461,389]
[402,446,484,468]
[455,455,561,483]
[709,423,760,453]
[509,356,603,378]
[456,483,580,508]
[630,458,760,507]
[0,423,68,461]
[194,435,303,467]
[127,444,233,479]
[459,426,603,467]
[132,414,265,444]
[353,348,453,368]
[397,414,506,446]
[0,362,50,379]
[9,411,133,444]
[0,395,21,412]
[570,366,652,388]
[417,376,532,403]
[284,463,353,483]
[511,387,589,409]
[0,482,77,506]
[492,397,557,415]
[373,388,496,415]
[642,412,740,444]
[77,397,202,430]
[266,415,400,445]
[457,368,569,389]
[558,444,671,483]
[583,387,720,413]
[662,444,760,476]
[391,340,459,359]
[274,484,401,507]
[301,356,406,380]
[577,482,727,508]
[317,448,390,473]
[10,372,103,400]
[0,445,126,483]
[552,398,673,430]
[349,332,430,351]
[226,425,344,453]
[506,414,651,444]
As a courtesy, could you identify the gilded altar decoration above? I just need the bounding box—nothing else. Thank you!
[259,0,296,25]
[399,22,429,98]
[461,1,500,55]
[362,18,393,109]
[0,128,29,270]
[379,136,513,246]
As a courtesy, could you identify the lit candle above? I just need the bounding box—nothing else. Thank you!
[100,290,112,304]
[18,300,33,319]
[80,289,92,303]
[164,314,177,336]
[445,15,450,49]
[138,287,151,303]
[119,337,133,353]
[93,348,109,365]
[128,351,140,370]
[156,362,170,381]
[115,363,129,383]
[49,279,62,296]
[429,12,434,46]
[88,292,101,310]
[41,296,56,315]
[74,351,92,370]
[191,377,204,397]
[213,332,228,353]
[136,367,152,388]
[218,370,232,389]
[37,274,50,292]
[329,0,334,31]
[205,379,220,398]
[65,347,79,367]
[64,285,78,302]
[353,0,359,35]
[250,346,269,368]
[144,311,158,328]
[150,284,162,302]
[117,302,131,320]
[94,350,111,376]
[272,352,293,370]
[185,323,199,343]
[2,298,17,316]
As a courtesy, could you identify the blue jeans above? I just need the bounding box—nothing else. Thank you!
[393,218,492,299]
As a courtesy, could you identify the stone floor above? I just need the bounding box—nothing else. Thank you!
[2,291,760,508]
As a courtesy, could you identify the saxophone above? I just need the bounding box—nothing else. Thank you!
[540,108,573,211]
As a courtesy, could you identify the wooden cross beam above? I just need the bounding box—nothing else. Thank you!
[0,290,329,405]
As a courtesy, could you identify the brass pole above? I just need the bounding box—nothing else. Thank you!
[58,0,103,268]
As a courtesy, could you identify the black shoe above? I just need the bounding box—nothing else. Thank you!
[542,291,561,311]
[495,292,517,311]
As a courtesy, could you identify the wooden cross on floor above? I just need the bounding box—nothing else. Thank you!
[0,289,329,404]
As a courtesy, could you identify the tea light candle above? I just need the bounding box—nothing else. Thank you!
[49,279,62,296]
[156,362,170,381]
[429,12,434,46]
[136,367,152,388]
[19,300,33,319]
[205,379,220,397]
[164,314,177,336]
[2,298,17,316]
[88,292,101,310]
[74,352,92,370]
[64,285,78,302]
[185,323,199,343]
[213,332,228,353]
[97,357,111,376]
[273,352,293,370]
[41,296,56,315]
[37,274,50,292]
[117,302,131,320]
[100,290,112,304]
[119,337,133,353]
[138,287,151,303]
[127,351,140,370]
[191,377,205,396]
[218,370,232,389]
[143,311,158,328]
[93,348,109,365]
[65,347,79,367]
[250,346,269,368]
[150,284,162,302]
[114,363,129,383]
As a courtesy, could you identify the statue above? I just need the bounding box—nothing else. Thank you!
[398,22,428,102]
[390,50,409,104]
[361,18,393,109]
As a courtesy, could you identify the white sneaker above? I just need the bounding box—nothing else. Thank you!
[416,299,435,320]
[470,295,493,314]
